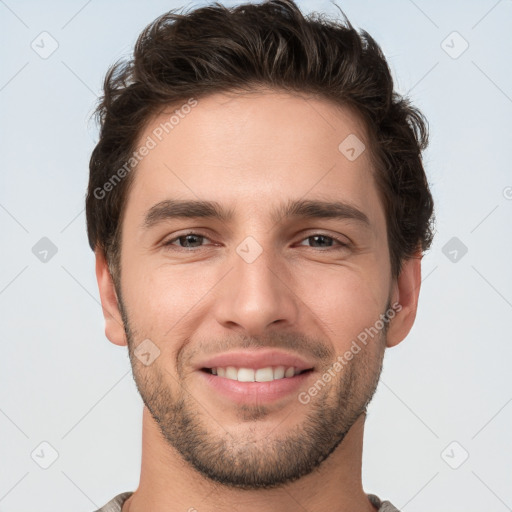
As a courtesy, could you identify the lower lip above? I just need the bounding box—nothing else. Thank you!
[197,370,314,404]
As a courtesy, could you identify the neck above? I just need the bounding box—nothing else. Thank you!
[123,407,377,512]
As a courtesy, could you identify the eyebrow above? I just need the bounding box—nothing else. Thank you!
[141,198,371,230]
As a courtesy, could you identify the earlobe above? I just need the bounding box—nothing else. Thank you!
[95,249,128,347]
[386,252,422,348]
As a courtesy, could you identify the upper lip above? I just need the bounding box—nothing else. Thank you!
[195,349,315,371]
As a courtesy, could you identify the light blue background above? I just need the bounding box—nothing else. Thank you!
[1,1,511,511]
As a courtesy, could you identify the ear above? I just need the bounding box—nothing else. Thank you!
[386,250,422,348]
[95,248,127,347]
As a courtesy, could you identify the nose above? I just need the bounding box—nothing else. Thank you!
[213,243,300,336]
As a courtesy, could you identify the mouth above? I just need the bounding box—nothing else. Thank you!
[194,349,317,404]
[197,366,315,404]
[200,366,314,381]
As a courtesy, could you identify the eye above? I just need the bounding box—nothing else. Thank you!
[163,232,212,250]
[162,231,349,251]
[297,233,349,250]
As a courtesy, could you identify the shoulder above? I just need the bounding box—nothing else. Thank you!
[367,493,402,512]
[92,492,134,512]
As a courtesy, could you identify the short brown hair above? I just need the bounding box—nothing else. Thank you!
[86,0,435,286]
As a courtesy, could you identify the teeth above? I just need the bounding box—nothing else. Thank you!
[210,365,303,382]
[238,367,255,382]
[226,366,238,380]
[254,367,273,382]
[285,366,295,378]
[273,366,285,379]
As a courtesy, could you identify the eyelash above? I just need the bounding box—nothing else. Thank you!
[162,231,350,251]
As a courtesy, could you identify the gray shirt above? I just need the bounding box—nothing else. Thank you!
[93,492,401,511]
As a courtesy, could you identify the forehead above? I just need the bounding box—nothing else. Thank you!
[124,89,384,232]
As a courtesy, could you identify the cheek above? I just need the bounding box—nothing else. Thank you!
[297,265,389,345]
[123,263,213,335]
[122,249,390,348]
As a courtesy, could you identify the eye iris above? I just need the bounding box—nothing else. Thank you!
[310,235,332,247]
[180,234,203,248]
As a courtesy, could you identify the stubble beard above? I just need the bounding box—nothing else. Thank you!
[119,295,388,490]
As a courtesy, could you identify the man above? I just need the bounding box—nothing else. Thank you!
[86,0,435,510]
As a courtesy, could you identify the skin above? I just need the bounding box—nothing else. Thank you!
[95,89,422,512]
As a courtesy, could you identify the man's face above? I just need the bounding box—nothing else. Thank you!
[111,90,397,489]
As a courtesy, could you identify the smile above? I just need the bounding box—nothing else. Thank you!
[202,366,312,382]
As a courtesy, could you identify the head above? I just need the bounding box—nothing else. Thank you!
[87,0,435,490]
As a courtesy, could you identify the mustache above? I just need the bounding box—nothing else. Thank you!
[184,331,335,366]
